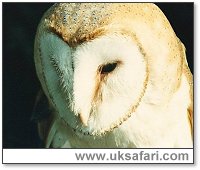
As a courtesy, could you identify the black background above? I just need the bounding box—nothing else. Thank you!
[2,3,194,148]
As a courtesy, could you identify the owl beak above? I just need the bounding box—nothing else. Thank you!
[79,112,90,126]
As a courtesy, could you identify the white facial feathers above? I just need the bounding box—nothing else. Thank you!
[73,35,147,128]
[39,33,147,130]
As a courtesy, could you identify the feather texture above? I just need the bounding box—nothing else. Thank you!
[34,3,193,148]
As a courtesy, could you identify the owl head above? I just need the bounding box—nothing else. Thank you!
[34,3,185,136]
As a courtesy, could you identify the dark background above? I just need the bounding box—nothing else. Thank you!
[2,3,194,148]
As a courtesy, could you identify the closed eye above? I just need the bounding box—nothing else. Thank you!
[100,62,118,74]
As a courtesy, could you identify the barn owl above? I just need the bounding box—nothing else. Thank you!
[33,3,193,148]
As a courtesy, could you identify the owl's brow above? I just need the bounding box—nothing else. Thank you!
[48,25,106,47]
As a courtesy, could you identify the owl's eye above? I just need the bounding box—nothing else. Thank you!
[100,62,118,74]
